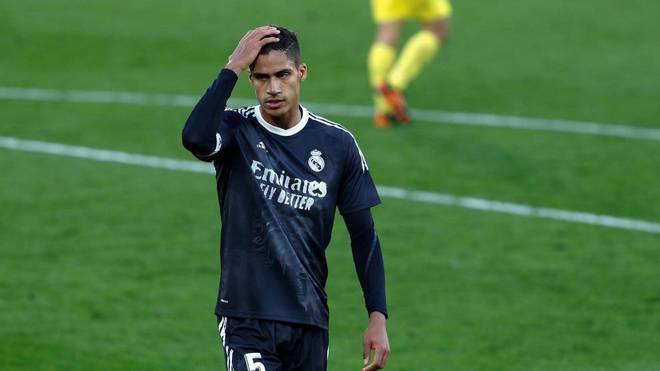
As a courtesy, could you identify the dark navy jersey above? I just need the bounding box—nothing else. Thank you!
[186,70,381,329]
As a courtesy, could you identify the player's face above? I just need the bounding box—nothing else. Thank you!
[249,50,307,125]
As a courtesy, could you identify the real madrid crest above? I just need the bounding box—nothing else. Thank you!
[308,149,325,172]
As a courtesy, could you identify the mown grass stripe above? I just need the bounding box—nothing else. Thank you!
[1,86,659,141]
[2,136,659,234]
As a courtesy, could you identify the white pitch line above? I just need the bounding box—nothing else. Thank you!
[1,136,659,234]
[1,86,660,141]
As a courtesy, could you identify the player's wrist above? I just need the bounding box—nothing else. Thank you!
[224,62,244,76]
[368,311,387,324]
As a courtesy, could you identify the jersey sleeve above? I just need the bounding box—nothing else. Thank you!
[182,68,243,162]
[337,135,381,214]
[344,208,388,318]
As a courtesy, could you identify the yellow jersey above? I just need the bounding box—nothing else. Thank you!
[371,0,452,22]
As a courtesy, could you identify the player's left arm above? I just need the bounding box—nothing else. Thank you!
[343,208,390,370]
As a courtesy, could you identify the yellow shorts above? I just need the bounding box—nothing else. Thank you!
[371,0,452,23]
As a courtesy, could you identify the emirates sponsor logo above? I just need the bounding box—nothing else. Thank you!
[251,160,327,211]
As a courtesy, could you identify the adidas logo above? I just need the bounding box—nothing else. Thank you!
[257,141,266,150]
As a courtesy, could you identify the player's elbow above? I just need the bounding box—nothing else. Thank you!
[181,125,199,151]
[181,124,212,156]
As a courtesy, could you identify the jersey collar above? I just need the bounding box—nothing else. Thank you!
[255,105,309,137]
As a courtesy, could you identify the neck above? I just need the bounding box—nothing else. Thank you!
[261,105,302,129]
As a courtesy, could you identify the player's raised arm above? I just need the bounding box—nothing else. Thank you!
[182,26,280,161]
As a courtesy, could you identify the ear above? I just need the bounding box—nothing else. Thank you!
[299,63,308,82]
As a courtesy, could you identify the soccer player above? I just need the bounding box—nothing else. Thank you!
[368,0,452,127]
[182,26,390,371]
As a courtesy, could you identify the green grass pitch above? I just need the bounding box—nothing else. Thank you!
[1,0,660,370]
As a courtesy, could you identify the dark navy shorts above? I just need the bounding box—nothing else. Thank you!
[217,316,328,371]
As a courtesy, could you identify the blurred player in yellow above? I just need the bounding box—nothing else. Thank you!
[368,0,452,128]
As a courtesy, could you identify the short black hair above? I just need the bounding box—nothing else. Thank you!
[250,26,301,70]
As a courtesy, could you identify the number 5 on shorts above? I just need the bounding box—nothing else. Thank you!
[245,353,266,371]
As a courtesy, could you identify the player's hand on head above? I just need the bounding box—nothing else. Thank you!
[362,312,390,370]
[226,26,280,75]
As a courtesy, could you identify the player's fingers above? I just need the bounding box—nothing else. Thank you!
[257,30,280,43]
[246,30,278,46]
[245,27,265,38]
[259,36,280,46]
[362,340,371,365]
[258,25,280,32]
[381,347,390,368]
[254,25,277,31]
[361,362,380,371]
[374,346,386,368]
[252,26,280,38]
[377,345,390,368]
[242,27,266,41]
